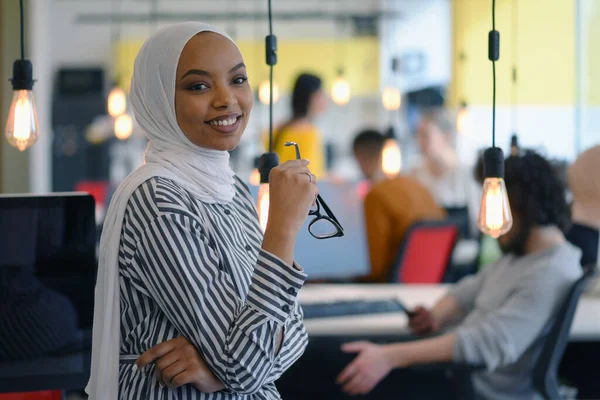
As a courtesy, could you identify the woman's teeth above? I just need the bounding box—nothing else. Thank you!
[208,117,237,126]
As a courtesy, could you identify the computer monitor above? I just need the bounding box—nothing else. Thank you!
[248,180,370,280]
[0,193,96,362]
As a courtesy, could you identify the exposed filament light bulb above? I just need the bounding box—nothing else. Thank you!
[331,69,351,106]
[114,114,133,140]
[382,86,401,111]
[381,138,401,177]
[249,168,261,186]
[5,60,39,152]
[258,80,280,105]
[257,183,270,232]
[477,148,513,238]
[108,85,127,117]
[6,90,39,151]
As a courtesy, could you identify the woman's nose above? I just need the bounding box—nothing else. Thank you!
[212,84,237,108]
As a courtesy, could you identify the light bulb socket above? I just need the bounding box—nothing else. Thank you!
[258,152,279,184]
[483,147,504,179]
[337,67,345,77]
[11,59,34,91]
[384,126,396,140]
[510,134,519,147]
[459,100,468,109]
[391,57,400,73]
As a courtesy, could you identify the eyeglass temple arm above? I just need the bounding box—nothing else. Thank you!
[285,141,302,160]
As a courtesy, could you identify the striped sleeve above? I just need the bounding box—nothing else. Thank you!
[132,212,308,395]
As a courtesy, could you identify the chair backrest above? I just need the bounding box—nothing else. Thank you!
[444,206,471,239]
[0,391,62,400]
[533,265,598,399]
[390,220,459,284]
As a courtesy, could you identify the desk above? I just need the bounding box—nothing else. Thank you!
[299,284,600,341]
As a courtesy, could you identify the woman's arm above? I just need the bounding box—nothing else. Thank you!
[132,212,308,395]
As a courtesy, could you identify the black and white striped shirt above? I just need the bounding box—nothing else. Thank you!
[117,176,308,399]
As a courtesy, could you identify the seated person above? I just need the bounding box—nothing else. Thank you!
[338,150,582,399]
[353,129,446,283]
[566,144,600,267]
[410,108,481,237]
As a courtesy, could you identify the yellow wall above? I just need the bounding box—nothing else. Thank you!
[115,38,380,96]
[451,0,575,106]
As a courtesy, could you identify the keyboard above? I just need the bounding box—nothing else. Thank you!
[302,299,410,319]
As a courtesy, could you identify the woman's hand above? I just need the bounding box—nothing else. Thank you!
[136,336,225,393]
[266,159,318,236]
[408,305,440,335]
[261,159,318,265]
[336,341,396,396]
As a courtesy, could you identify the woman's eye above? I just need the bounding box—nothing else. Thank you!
[233,76,248,85]
[188,83,208,91]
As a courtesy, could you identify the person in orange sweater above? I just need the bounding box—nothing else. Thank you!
[353,130,446,283]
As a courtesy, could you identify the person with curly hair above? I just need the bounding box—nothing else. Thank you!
[337,150,582,400]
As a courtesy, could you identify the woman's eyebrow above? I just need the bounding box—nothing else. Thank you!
[180,62,245,81]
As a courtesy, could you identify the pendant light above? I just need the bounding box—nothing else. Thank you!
[107,0,127,118]
[114,114,133,140]
[5,0,39,152]
[477,0,513,238]
[330,2,351,106]
[256,0,280,232]
[381,58,401,176]
[382,87,401,111]
[331,69,351,106]
[381,127,401,178]
[258,79,280,105]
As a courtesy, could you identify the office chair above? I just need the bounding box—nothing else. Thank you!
[414,265,598,400]
[533,265,597,399]
[443,206,471,239]
[390,220,459,284]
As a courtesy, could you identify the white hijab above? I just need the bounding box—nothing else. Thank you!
[86,22,239,399]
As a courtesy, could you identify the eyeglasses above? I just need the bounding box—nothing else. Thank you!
[285,142,345,240]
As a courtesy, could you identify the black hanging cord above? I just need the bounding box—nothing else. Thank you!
[483,0,503,180]
[489,0,499,148]
[266,0,276,153]
[20,0,25,60]
[258,0,280,185]
[511,0,518,133]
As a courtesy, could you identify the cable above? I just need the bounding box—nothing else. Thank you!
[511,0,518,134]
[492,55,496,148]
[267,0,275,153]
[489,0,498,148]
[20,0,24,60]
[268,0,273,37]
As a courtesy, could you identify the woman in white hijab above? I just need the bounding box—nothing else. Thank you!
[86,22,316,399]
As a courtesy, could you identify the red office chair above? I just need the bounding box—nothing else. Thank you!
[0,391,62,400]
[390,220,459,283]
[74,180,109,209]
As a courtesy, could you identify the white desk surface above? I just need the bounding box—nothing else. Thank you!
[299,284,600,341]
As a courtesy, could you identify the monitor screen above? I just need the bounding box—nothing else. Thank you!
[0,193,96,362]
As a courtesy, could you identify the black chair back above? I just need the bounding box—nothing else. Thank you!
[533,265,598,399]
[444,206,471,239]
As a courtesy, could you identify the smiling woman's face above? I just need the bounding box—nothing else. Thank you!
[174,32,253,151]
